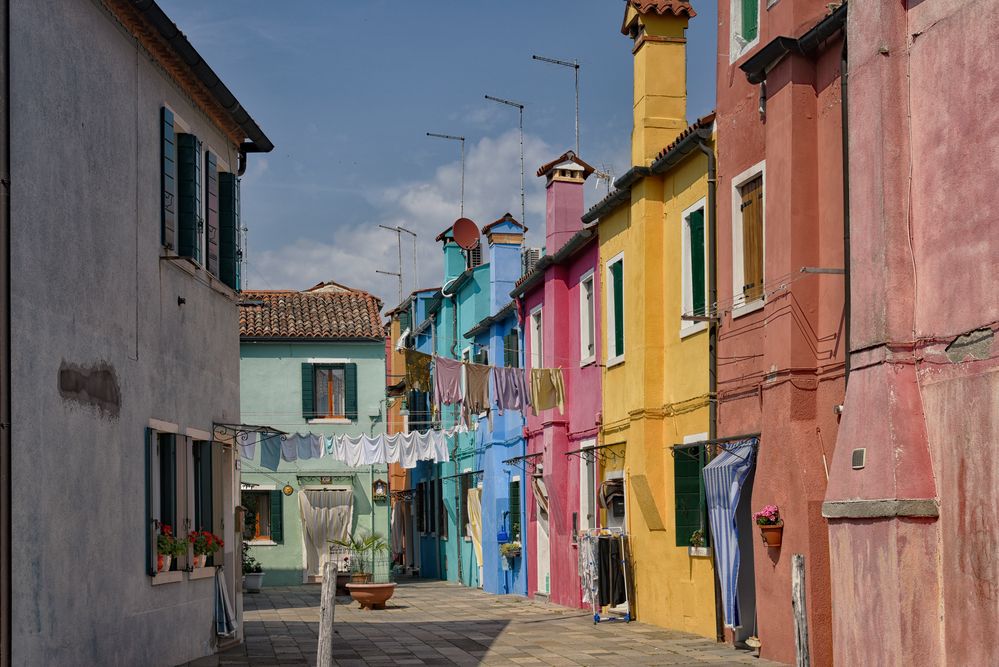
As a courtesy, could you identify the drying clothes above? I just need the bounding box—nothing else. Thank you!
[493,366,531,414]
[282,434,323,461]
[530,368,566,415]
[238,434,257,461]
[464,362,493,429]
[434,356,465,408]
[578,533,600,605]
[280,438,298,462]
[299,489,353,580]
[321,428,456,468]
[597,535,626,607]
[405,349,433,392]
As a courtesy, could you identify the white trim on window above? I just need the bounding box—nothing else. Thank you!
[729,0,761,63]
[680,198,708,339]
[605,251,625,367]
[731,160,766,319]
[579,270,596,366]
[529,305,543,369]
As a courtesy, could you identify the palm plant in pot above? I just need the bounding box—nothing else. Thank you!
[331,531,396,610]
[242,541,265,592]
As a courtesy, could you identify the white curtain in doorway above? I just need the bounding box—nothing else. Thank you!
[300,489,353,579]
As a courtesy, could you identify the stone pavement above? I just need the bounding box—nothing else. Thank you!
[187,579,782,666]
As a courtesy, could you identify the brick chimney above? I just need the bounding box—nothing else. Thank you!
[536,151,594,254]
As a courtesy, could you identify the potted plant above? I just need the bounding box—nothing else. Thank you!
[753,504,783,547]
[499,541,522,559]
[155,522,186,573]
[331,531,396,610]
[188,530,223,568]
[242,541,265,592]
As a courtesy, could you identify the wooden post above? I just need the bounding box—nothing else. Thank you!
[317,559,336,667]
[792,554,810,667]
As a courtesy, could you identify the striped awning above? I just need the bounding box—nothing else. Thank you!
[703,439,757,628]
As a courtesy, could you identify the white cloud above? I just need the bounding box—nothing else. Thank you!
[249,129,556,310]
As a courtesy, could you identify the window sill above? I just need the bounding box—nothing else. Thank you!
[688,546,711,558]
[580,355,596,367]
[248,539,277,546]
[732,299,764,319]
[188,566,218,580]
[606,355,625,368]
[680,322,708,340]
[308,418,352,425]
[151,571,184,586]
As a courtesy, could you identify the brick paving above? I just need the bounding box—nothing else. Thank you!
[185,579,781,666]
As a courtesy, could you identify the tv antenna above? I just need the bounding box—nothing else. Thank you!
[593,164,615,194]
[532,54,580,155]
[426,132,465,217]
[485,95,525,228]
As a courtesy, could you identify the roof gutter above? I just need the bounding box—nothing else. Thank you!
[650,124,707,174]
[130,0,274,155]
[509,229,595,298]
[740,3,847,84]
[581,167,650,225]
[464,301,516,339]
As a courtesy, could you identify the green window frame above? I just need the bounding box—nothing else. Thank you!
[741,0,759,43]
[674,446,710,547]
[301,362,358,420]
[688,208,706,316]
[204,150,220,276]
[609,258,624,358]
[509,479,521,541]
[504,329,520,368]
[160,108,177,250]
[176,133,203,262]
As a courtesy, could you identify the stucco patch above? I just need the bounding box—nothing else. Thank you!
[944,327,993,363]
[58,360,121,420]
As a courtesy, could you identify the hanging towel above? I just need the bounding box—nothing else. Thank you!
[493,366,531,414]
[214,567,238,637]
[464,362,492,428]
[281,438,299,462]
[260,435,282,471]
[405,349,433,392]
[597,535,626,607]
[530,368,566,415]
[322,429,453,468]
[238,433,257,460]
[434,356,465,409]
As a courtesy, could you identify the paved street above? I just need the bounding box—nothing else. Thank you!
[189,579,781,666]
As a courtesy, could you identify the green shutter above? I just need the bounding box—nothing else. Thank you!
[674,447,709,547]
[145,428,155,576]
[509,479,521,540]
[344,363,358,420]
[269,490,284,543]
[158,434,177,533]
[176,133,202,261]
[204,151,219,276]
[612,261,624,356]
[160,108,176,250]
[301,363,314,419]
[742,0,758,42]
[194,441,213,533]
[416,482,425,532]
[219,173,240,290]
[689,209,706,316]
[398,310,411,333]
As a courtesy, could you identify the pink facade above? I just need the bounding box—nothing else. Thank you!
[825,2,999,665]
[514,153,601,608]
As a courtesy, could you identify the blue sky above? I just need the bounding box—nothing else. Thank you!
[159,0,717,308]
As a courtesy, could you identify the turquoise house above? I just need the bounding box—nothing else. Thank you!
[239,282,389,586]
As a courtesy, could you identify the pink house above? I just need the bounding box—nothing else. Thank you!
[510,151,602,608]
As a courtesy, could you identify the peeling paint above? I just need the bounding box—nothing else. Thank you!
[944,327,993,363]
[58,360,121,420]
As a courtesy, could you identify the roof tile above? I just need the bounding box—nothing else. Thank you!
[240,284,384,340]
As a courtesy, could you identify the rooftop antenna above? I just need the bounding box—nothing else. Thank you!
[532,54,580,155]
[593,164,615,194]
[484,95,525,228]
[427,132,466,217]
[397,225,418,292]
[377,224,404,304]
[240,225,249,290]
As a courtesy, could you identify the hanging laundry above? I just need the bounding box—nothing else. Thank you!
[404,349,433,392]
[434,356,465,407]
[578,533,600,605]
[321,427,459,468]
[493,366,531,414]
[597,534,626,607]
[464,362,492,429]
[238,433,257,460]
[280,438,298,462]
[530,367,566,415]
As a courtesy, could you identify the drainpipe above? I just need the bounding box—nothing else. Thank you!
[840,36,851,386]
[695,133,725,644]
[0,0,10,661]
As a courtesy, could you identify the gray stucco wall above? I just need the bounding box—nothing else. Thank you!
[240,341,390,585]
[10,1,244,665]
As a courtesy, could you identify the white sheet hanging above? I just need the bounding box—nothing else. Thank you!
[299,489,353,579]
[320,426,461,468]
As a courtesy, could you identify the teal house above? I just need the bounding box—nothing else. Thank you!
[239,282,389,586]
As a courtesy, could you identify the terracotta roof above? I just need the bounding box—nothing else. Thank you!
[622,0,696,34]
[240,284,384,340]
[535,151,596,178]
[482,212,527,235]
[653,113,715,163]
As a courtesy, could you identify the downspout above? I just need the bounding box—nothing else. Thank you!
[840,35,851,386]
[695,132,725,644]
[0,0,9,661]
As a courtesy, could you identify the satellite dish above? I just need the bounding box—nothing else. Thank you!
[452,217,480,250]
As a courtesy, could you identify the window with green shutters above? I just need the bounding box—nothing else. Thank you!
[269,490,284,543]
[607,256,624,360]
[509,479,521,540]
[741,0,759,43]
[416,482,426,533]
[687,208,706,317]
[193,440,213,532]
[158,433,177,534]
[459,473,470,537]
[204,151,220,277]
[219,173,241,290]
[302,362,358,420]
[160,108,177,250]
[674,446,710,547]
[176,133,203,263]
[504,329,520,368]
[144,428,156,575]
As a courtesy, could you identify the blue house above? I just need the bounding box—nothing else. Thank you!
[464,214,530,596]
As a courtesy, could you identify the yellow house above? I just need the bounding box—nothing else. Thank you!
[581,0,718,638]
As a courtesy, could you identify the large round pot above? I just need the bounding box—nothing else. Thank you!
[345,582,397,610]
[760,523,783,548]
[244,572,265,593]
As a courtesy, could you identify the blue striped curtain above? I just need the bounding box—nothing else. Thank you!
[703,439,757,627]
[215,567,238,637]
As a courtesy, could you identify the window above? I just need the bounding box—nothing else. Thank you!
[732,164,765,316]
[177,133,203,263]
[504,329,520,368]
[242,490,283,543]
[158,433,177,533]
[416,482,426,533]
[605,253,625,364]
[192,440,213,534]
[730,0,760,62]
[459,471,471,538]
[509,478,521,541]
[579,271,596,364]
[204,150,220,276]
[578,439,596,531]
[301,362,357,420]
[467,243,483,268]
[674,436,710,548]
[144,428,186,575]
[437,478,448,539]
[681,201,708,337]
[529,306,543,368]
[219,173,241,290]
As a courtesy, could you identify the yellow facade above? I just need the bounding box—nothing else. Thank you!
[595,4,717,638]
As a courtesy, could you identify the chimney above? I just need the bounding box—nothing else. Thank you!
[483,213,526,309]
[537,151,594,254]
[622,1,694,165]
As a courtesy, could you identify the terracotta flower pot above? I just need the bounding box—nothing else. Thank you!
[760,523,783,548]
[346,582,397,610]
